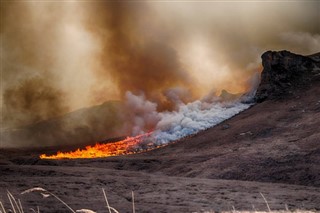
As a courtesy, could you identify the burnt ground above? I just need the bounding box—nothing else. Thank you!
[0,80,320,212]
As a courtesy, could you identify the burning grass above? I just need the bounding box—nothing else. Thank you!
[39,98,252,160]
[39,132,158,159]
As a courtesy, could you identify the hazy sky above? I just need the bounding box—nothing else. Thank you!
[1,1,319,128]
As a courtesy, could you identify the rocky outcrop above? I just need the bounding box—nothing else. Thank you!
[255,50,320,102]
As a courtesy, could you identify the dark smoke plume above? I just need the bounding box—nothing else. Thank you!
[1,2,70,129]
[86,2,193,111]
[3,77,68,128]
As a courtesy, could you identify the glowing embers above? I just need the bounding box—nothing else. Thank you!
[40,132,155,159]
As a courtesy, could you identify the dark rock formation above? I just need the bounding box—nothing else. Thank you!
[255,50,320,102]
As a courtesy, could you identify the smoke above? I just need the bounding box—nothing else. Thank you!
[2,77,68,128]
[163,87,193,108]
[1,2,101,128]
[154,100,250,145]
[122,92,251,145]
[279,32,320,54]
[1,1,319,147]
[87,1,319,104]
[125,91,160,135]
[85,2,193,110]
[2,101,128,148]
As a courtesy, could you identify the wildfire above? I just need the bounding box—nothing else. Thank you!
[40,132,156,159]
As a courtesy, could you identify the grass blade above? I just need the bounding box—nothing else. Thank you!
[109,207,119,213]
[132,191,135,213]
[0,200,6,213]
[29,208,37,213]
[232,205,236,213]
[18,199,24,213]
[102,189,111,213]
[21,188,46,195]
[259,192,271,212]
[76,209,96,213]
[7,193,16,213]
[47,192,76,213]
[7,191,22,213]
[285,204,289,211]
[22,188,75,213]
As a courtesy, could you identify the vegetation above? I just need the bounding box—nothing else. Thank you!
[0,188,317,213]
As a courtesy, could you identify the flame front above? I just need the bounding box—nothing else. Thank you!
[40,132,155,159]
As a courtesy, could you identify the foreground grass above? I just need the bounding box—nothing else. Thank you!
[0,187,122,213]
[0,188,317,213]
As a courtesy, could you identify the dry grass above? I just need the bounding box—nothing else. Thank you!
[213,212,316,213]
[0,188,129,213]
[0,188,317,213]
[198,212,316,213]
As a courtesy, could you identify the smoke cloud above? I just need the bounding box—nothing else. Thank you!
[153,98,250,145]
[84,2,194,110]
[279,32,320,54]
[120,92,251,146]
[1,1,319,147]
[125,91,160,136]
[2,77,68,128]
[1,2,101,129]
[86,1,319,104]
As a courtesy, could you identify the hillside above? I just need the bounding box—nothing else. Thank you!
[0,51,319,212]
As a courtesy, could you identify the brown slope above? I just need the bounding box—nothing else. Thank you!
[66,79,318,187]
[49,50,319,187]
[27,68,320,188]
[4,74,317,212]
[6,51,320,187]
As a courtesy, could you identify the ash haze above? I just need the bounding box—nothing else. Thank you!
[1,1,319,147]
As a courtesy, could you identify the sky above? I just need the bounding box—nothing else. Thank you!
[1,0,319,131]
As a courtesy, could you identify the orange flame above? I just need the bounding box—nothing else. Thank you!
[40,132,155,159]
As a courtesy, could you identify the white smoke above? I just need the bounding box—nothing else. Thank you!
[153,99,250,145]
[125,91,253,146]
[125,91,160,135]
